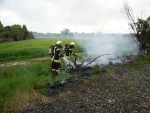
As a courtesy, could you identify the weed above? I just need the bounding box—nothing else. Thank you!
[91,64,101,74]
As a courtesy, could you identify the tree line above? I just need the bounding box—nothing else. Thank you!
[33,31,134,38]
[0,21,34,42]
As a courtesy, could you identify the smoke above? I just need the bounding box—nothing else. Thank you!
[74,35,139,65]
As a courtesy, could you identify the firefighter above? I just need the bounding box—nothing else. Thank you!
[51,40,63,75]
[64,42,76,59]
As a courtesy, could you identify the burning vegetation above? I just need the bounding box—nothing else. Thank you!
[65,54,110,74]
[64,53,135,74]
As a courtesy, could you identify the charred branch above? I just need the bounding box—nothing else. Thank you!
[80,54,110,70]
[66,54,110,74]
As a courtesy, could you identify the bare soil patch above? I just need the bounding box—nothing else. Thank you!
[0,57,50,67]
[0,61,29,67]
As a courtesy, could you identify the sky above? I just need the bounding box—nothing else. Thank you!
[0,0,150,34]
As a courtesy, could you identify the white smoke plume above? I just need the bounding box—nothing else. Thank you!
[74,35,139,65]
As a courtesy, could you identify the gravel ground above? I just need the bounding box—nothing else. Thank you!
[13,62,150,113]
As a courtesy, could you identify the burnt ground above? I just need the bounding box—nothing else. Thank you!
[12,61,150,113]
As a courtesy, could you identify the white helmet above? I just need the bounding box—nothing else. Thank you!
[70,42,75,45]
[56,40,62,45]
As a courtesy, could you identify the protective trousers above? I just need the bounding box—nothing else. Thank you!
[51,59,61,75]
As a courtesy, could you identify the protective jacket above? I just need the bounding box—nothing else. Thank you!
[52,45,62,63]
[51,44,62,75]
[65,45,75,59]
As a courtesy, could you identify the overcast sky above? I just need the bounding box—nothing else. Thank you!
[0,0,150,33]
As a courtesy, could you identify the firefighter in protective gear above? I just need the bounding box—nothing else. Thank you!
[64,42,76,59]
[51,40,63,75]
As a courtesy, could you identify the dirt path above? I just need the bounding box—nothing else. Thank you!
[0,57,50,67]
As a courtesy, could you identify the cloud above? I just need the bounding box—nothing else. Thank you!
[0,0,150,33]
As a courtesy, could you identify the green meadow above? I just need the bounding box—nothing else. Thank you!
[0,38,83,112]
[0,38,83,62]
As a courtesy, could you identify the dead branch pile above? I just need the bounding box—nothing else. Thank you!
[66,54,109,74]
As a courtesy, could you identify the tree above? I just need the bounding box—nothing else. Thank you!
[10,24,23,41]
[28,31,34,39]
[122,1,150,54]
[61,28,70,38]
[4,26,11,39]
[136,17,150,53]
[0,21,4,33]
[122,1,137,33]
[0,21,4,40]
[22,24,29,39]
[0,21,34,42]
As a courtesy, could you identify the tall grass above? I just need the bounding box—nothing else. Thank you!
[0,48,47,62]
[133,55,150,62]
[0,38,83,62]
[0,60,56,112]
[0,54,72,113]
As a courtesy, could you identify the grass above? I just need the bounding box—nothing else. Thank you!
[133,54,150,62]
[0,61,49,112]
[0,38,83,62]
[1,38,150,112]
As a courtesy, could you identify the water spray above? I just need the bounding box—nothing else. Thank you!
[63,57,75,68]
